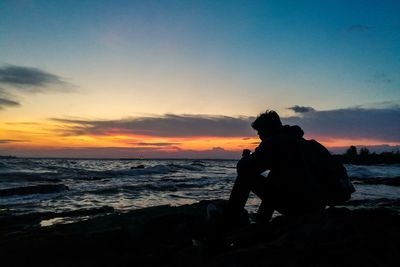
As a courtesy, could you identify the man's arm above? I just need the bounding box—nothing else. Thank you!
[237,141,270,175]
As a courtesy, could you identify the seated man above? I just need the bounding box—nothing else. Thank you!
[227,110,354,222]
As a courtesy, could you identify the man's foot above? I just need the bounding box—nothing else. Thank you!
[255,201,273,223]
[206,203,249,228]
[206,203,220,222]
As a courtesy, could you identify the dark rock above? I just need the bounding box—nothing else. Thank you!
[131,164,146,169]
[0,200,400,266]
[0,184,69,197]
[57,206,115,218]
[0,206,115,234]
[45,178,62,183]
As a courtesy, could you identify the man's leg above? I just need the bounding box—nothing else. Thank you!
[251,175,274,222]
[227,173,272,220]
[227,173,252,217]
[256,198,274,222]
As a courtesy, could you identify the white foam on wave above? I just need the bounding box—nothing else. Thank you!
[346,164,400,178]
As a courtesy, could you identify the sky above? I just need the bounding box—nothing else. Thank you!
[0,0,399,158]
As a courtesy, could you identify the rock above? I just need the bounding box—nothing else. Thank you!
[0,184,69,197]
[131,164,145,169]
[0,200,399,266]
[0,206,115,234]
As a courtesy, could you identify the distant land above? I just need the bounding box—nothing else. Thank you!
[333,146,400,165]
[328,144,400,155]
[1,145,400,165]
[0,155,17,159]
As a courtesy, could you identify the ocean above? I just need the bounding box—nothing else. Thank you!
[1,158,400,225]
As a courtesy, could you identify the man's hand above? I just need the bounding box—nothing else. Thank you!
[242,149,251,158]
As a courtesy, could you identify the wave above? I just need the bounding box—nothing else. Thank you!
[76,163,205,179]
[190,160,207,167]
[86,180,209,196]
[346,164,400,178]
[0,162,207,186]
[0,162,7,169]
[93,165,178,177]
[351,176,400,186]
[86,184,176,195]
[165,163,204,171]
[0,172,50,182]
[345,198,400,208]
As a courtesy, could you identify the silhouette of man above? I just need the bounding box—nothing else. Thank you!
[227,110,354,222]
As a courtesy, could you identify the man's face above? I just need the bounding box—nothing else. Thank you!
[257,130,268,141]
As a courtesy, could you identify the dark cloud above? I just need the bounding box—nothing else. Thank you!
[52,106,400,143]
[0,64,74,99]
[0,88,20,109]
[0,97,20,109]
[53,114,255,137]
[347,24,372,32]
[288,105,315,114]
[0,65,73,110]
[0,65,66,88]
[283,107,400,142]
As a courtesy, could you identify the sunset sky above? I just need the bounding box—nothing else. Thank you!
[1,0,399,158]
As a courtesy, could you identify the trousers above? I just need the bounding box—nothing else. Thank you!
[227,170,326,220]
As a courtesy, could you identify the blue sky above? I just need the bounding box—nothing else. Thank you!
[0,0,399,157]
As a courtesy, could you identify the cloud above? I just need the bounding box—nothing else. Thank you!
[0,64,73,96]
[288,105,315,114]
[4,106,400,158]
[52,106,400,144]
[0,65,65,87]
[0,88,20,109]
[0,64,74,110]
[0,139,24,144]
[0,97,20,109]
[53,114,255,137]
[357,101,399,109]
[366,73,392,84]
[283,106,400,142]
[347,24,372,32]
[135,142,181,147]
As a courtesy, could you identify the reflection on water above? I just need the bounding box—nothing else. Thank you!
[40,216,90,227]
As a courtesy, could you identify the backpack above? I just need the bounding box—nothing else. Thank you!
[303,139,355,206]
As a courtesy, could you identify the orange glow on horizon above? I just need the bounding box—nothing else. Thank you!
[1,120,260,152]
[2,121,399,156]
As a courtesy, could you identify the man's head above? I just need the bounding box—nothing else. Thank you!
[251,110,282,140]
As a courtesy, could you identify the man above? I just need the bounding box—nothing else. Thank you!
[227,110,354,222]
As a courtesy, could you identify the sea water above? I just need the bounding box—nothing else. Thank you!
[0,158,399,218]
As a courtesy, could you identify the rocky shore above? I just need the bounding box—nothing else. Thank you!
[1,200,400,266]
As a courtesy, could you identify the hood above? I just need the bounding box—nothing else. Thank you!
[280,125,304,138]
